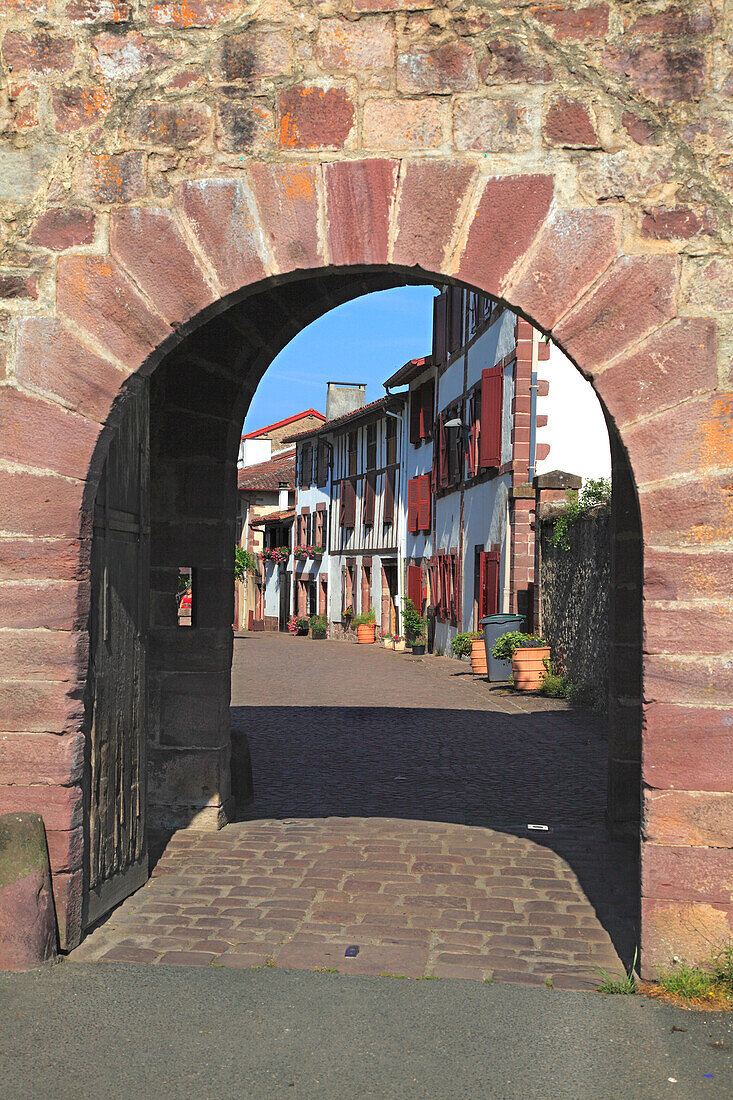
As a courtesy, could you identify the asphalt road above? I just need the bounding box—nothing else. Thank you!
[1,961,731,1099]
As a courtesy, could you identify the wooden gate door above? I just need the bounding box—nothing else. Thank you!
[85,381,150,929]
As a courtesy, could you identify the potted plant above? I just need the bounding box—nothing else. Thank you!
[261,546,290,566]
[293,545,309,561]
[307,545,324,559]
[380,632,394,650]
[287,614,310,637]
[353,607,376,644]
[491,631,550,691]
[342,606,354,629]
[401,598,426,655]
[309,613,328,640]
[451,631,485,674]
[393,634,406,653]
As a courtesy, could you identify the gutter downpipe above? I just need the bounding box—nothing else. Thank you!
[384,392,406,627]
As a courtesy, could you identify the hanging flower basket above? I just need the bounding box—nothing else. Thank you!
[260,546,290,566]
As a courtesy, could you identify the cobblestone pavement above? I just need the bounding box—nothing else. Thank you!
[71,634,638,989]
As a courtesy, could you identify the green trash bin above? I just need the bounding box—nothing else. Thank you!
[480,614,524,681]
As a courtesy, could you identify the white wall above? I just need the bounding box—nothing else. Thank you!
[535,343,612,483]
[238,437,272,468]
[263,560,280,618]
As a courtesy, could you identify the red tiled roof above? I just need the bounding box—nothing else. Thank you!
[241,409,325,440]
[383,355,433,390]
[249,507,295,527]
[237,448,296,491]
[282,395,405,443]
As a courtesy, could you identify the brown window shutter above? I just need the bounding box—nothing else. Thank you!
[433,292,448,365]
[407,476,420,533]
[480,364,503,469]
[410,388,422,445]
[439,414,448,488]
[421,379,434,440]
[383,465,395,524]
[345,476,356,527]
[480,550,500,618]
[363,470,376,526]
[418,474,431,533]
[449,287,463,355]
[408,564,422,611]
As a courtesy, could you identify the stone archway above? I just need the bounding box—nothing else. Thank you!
[1,3,731,975]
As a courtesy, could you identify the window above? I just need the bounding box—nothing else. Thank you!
[347,431,358,477]
[383,466,396,527]
[434,552,460,624]
[467,388,481,478]
[299,443,312,488]
[410,380,435,445]
[448,287,464,356]
[177,566,194,627]
[316,440,329,487]
[386,417,397,466]
[407,474,431,533]
[433,291,448,366]
[314,507,327,548]
[366,423,377,470]
[477,550,500,623]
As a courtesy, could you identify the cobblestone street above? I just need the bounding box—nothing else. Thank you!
[71,634,638,989]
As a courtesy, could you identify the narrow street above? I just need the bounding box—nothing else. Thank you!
[71,634,637,988]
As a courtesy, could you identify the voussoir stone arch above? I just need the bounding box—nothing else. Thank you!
[1,0,732,974]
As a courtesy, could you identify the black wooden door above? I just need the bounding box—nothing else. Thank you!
[85,380,150,929]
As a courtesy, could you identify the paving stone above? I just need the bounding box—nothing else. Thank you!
[156,951,218,967]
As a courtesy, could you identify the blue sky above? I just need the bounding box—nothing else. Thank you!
[242,285,438,432]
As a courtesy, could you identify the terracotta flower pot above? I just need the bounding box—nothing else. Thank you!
[470,638,487,675]
[511,646,551,691]
[357,623,376,644]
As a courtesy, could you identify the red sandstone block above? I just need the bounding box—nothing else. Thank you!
[278,87,355,150]
[352,0,431,8]
[535,4,609,40]
[111,208,215,326]
[0,387,99,480]
[393,160,475,273]
[0,537,84,583]
[248,162,323,272]
[0,732,84,787]
[622,111,658,145]
[29,207,95,250]
[0,273,40,300]
[148,0,239,27]
[629,7,712,36]
[397,40,477,93]
[553,256,678,374]
[317,16,394,70]
[91,30,174,81]
[644,653,733,707]
[45,825,83,874]
[644,547,733,603]
[0,582,84,631]
[66,0,132,21]
[362,98,444,151]
[216,94,274,154]
[639,473,733,548]
[644,790,733,849]
[457,174,554,297]
[593,320,716,428]
[52,86,111,132]
[543,97,599,148]
[624,394,733,486]
[0,784,83,831]
[128,102,210,147]
[602,44,705,105]
[480,40,553,84]
[645,704,730,790]
[176,178,268,296]
[218,30,292,80]
[15,317,125,423]
[0,680,84,734]
[0,469,85,539]
[453,97,533,153]
[77,151,145,204]
[642,207,714,241]
[324,159,398,267]
[684,257,733,314]
[645,603,733,656]
[2,31,74,73]
[57,254,171,369]
[51,868,83,950]
[642,843,733,904]
[641,897,733,975]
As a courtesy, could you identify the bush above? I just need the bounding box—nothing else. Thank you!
[491,631,547,663]
[287,615,310,636]
[352,607,376,627]
[234,546,258,582]
[451,631,482,659]
[539,667,571,698]
[309,614,327,635]
[551,477,611,551]
[401,598,425,641]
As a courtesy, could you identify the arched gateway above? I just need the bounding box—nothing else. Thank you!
[0,3,731,976]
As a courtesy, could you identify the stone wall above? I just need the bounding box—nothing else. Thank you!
[540,507,611,710]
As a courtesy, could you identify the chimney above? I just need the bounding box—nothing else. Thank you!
[326,382,366,421]
[278,483,289,510]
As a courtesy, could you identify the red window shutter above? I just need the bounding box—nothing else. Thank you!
[408,564,422,611]
[449,288,463,355]
[383,466,395,524]
[410,389,421,445]
[439,414,448,488]
[407,477,420,533]
[363,471,376,526]
[480,550,500,619]
[433,292,448,365]
[418,474,431,533]
[480,364,503,469]
[421,379,434,441]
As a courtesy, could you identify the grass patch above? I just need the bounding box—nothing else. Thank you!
[597,950,637,995]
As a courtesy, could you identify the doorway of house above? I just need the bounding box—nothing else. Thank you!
[279,572,291,632]
[383,561,399,637]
